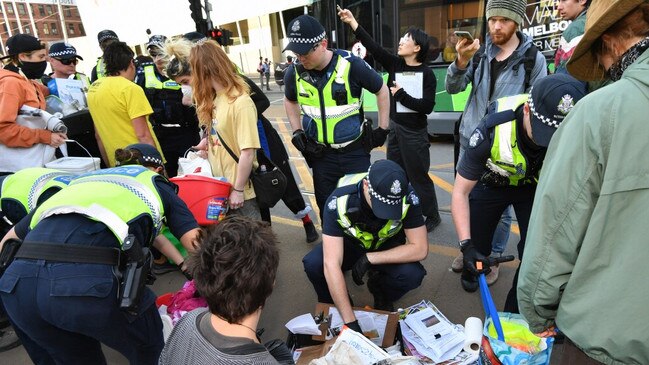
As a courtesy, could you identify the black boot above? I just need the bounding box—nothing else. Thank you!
[460,270,478,293]
[367,271,394,312]
[304,221,319,243]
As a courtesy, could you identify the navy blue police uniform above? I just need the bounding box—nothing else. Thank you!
[0,166,198,364]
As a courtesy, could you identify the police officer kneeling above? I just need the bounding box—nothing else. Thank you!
[0,164,200,364]
[303,160,428,331]
[451,73,587,313]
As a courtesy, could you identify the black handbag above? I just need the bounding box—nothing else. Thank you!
[217,131,287,208]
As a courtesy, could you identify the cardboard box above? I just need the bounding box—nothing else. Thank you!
[311,302,399,348]
[294,339,335,365]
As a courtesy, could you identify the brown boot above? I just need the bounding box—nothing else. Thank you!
[486,263,500,286]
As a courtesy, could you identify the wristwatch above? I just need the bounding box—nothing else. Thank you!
[459,239,472,252]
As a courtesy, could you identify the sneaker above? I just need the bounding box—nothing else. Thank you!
[0,327,21,352]
[152,260,179,275]
[304,221,319,243]
[485,263,499,286]
[425,215,441,232]
[451,252,464,273]
[367,271,394,312]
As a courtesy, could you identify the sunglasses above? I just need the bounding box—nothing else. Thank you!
[295,42,321,57]
[56,58,78,65]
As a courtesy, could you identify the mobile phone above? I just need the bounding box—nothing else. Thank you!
[454,31,474,42]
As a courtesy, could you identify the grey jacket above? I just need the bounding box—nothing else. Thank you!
[445,32,547,148]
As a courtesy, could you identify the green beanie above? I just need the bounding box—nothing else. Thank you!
[486,0,527,25]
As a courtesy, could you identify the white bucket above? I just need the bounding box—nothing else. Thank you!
[45,157,100,173]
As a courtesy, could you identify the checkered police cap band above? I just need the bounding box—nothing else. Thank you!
[287,31,326,46]
[140,155,163,167]
[48,49,76,58]
[528,86,562,129]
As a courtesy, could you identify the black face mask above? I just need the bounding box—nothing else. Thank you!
[19,60,48,79]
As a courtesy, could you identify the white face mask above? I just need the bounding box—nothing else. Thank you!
[181,84,193,98]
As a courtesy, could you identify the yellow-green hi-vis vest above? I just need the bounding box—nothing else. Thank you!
[143,64,181,90]
[30,165,165,247]
[487,94,535,186]
[96,58,107,79]
[335,173,409,251]
[295,53,362,145]
[0,168,74,224]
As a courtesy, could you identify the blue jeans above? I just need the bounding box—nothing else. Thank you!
[303,236,426,304]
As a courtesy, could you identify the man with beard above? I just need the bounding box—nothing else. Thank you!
[445,0,547,289]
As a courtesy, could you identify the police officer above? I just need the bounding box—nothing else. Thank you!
[303,160,428,330]
[91,29,119,83]
[451,74,587,312]
[0,164,200,364]
[135,35,200,177]
[0,167,74,353]
[43,42,90,94]
[283,15,390,218]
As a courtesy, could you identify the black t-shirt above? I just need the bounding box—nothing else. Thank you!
[322,181,424,250]
[14,177,198,246]
[283,49,383,102]
[489,58,509,99]
[353,25,436,129]
[457,106,544,182]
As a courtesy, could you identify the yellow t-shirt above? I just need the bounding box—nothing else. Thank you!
[87,76,163,167]
[207,92,260,200]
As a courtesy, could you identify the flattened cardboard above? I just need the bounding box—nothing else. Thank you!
[312,302,399,348]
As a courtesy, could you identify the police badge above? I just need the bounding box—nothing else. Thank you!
[391,180,402,195]
[291,20,301,32]
[328,196,337,210]
[557,94,575,115]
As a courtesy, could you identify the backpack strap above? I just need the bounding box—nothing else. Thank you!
[522,44,539,91]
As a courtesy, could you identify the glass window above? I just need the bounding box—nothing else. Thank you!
[23,23,31,34]
[10,21,17,32]
[38,5,45,16]
[17,3,26,15]
[43,23,49,35]
[64,7,72,17]
[46,5,53,15]
[78,23,85,36]
[51,22,58,35]
[7,5,14,14]
[68,23,75,35]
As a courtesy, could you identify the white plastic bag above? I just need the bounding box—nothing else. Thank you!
[177,150,212,177]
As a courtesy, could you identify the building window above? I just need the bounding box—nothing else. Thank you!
[68,23,75,35]
[10,21,17,32]
[38,5,45,16]
[43,23,49,35]
[46,5,53,15]
[23,23,31,34]
[64,7,72,17]
[78,23,85,36]
[7,5,14,14]
[51,22,58,35]
[17,3,26,15]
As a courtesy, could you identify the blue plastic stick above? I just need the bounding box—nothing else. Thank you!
[478,273,505,342]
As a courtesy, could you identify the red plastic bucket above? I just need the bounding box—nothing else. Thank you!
[170,175,231,225]
[156,292,173,308]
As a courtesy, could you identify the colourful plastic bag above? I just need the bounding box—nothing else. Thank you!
[477,274,553,365]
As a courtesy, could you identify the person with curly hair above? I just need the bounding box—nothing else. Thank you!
[160,216,292,364]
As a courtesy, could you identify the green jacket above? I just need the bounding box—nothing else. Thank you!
[518,48,649,364]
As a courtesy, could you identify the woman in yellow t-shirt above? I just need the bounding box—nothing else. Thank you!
[190,40,261,219]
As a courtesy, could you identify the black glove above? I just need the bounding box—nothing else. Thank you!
[291,129,308,152]
[371,127,390,148]
[352,254,372,285]
[461,240,491,276]
[345,320,362,333]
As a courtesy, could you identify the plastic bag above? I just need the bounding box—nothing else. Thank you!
[177,150,212,177]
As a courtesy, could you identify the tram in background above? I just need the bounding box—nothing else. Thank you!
[308,0,564,135]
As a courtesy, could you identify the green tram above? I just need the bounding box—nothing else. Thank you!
[309,0,563,135]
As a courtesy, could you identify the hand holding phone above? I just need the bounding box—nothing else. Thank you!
[454,31,474,43]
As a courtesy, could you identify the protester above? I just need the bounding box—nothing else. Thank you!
[263,57,271,91]
[0,158,199,363]
[190,40,261,219]
[87,41,163,167]
[339,8,442,232]
[283,14,390,219]
[445,0,547,285]
[518,1,649,363]
[91,29,119,82]
[0,34,66,175]
[164,38,318,242]
[451,74,586,312]
[554,0,590,74]
[160,216,293,364]
[303,160,428,325]
[135,35,200,177]
[257,56,266,89]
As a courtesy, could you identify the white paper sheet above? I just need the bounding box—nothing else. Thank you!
[395,72,423,113]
